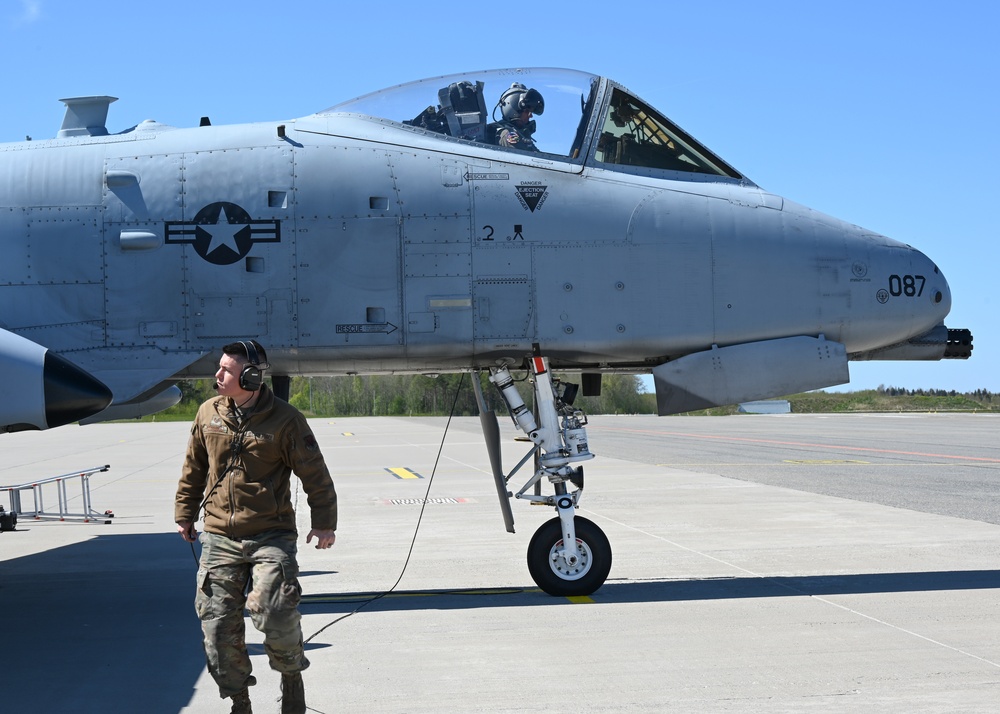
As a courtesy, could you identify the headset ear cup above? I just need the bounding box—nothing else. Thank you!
[240,364,262,391]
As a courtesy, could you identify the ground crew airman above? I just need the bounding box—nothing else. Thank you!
[175,341,337,714]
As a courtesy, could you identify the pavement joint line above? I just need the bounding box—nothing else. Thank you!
[806,594,1000,670]
[584,508,1000,670]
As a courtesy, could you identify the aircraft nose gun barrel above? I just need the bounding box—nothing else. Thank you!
[944,328,974,359]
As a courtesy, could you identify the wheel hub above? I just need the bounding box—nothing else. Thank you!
[550,538,592,580]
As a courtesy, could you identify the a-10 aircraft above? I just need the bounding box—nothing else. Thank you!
[0,68,972,595]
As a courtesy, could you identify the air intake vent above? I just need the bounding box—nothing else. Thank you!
[57,96,118,138]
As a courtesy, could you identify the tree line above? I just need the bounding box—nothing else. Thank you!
[162,375,998,420]
[876,385,999,404]
[168,373,656,419]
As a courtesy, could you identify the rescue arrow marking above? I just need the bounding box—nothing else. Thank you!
[335,322,398,335]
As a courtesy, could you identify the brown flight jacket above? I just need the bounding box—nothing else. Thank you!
[174,384,337,539]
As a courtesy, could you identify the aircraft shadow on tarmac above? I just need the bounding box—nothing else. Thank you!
[297,570,1000,614]
[1,531,206,714]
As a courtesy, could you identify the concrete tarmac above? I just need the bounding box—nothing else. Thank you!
[1,413,999,713]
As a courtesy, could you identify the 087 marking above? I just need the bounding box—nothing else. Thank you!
[888,274,924,297]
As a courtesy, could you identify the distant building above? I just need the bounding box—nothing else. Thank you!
[738,400,791,414]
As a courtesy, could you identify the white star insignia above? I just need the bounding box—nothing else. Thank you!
[202,205,247,256]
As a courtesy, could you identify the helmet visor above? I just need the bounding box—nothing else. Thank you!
[520,88,545,115]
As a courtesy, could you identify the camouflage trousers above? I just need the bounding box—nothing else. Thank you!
[196,529,309,698]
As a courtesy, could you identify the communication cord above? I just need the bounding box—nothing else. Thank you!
[303,372,467,644]
[188,419,251,567]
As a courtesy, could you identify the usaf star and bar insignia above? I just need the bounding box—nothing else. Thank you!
[165,202,280,265]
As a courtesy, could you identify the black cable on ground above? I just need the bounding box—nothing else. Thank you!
[304,372,467,644]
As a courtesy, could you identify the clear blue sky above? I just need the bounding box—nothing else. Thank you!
[2,1,995,392]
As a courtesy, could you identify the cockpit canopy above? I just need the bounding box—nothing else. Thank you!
[325,68,743,181]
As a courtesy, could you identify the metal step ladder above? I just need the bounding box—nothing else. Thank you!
[1,465,113,524]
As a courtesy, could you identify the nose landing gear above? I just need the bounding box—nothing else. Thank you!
[472,355,612,597]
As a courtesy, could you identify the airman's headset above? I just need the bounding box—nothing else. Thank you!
[237,340,269,391]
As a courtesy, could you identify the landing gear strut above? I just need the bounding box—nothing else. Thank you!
[472,355,612,596]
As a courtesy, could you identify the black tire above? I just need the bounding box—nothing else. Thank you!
[527,516,612,596]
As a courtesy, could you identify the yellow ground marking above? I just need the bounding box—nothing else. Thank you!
[386,467,422,479]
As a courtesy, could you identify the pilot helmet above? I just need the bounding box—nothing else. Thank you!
[499,83,545,122]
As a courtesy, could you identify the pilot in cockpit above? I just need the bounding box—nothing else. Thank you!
[492,82,545,151]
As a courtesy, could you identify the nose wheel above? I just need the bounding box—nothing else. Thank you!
[527,516,612,596]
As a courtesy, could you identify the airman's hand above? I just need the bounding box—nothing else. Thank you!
[306,528,336,549]
[177,521,197,543]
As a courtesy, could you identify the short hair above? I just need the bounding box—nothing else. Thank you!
[222,340,267,366]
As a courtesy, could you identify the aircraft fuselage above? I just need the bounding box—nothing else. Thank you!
[0,69,969,430]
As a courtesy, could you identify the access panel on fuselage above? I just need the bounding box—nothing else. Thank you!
[470,167,644,360]
[296,217,403,349]
[391,151,476,358]
[176,146,297,346]
[5,207,104,352]
[103,152,187,349]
